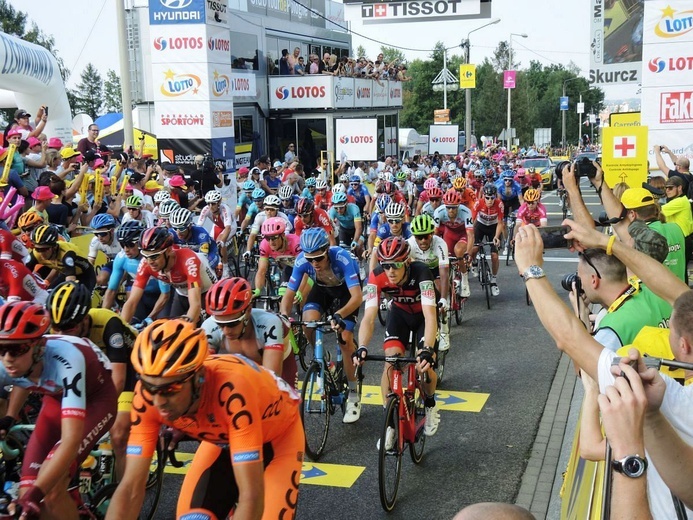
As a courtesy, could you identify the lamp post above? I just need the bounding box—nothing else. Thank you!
[432,45,461,113]
[562,77,581,150]
[506,32,527,149]
[464,17,500,149]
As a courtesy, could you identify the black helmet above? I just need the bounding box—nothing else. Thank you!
[47,281,91,329]
[483,183,498,197]
[31,224,60,247]
[139,227,173,253]
[117,220,145,244]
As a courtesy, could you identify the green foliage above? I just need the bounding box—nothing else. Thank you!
[380,46,406,66]
[103,70,123,113]
[400,41,605,147]
[355,45,366,60]
[71,64,103,120]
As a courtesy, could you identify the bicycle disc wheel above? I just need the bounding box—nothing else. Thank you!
[408,390,426,464]
[378,395,402,512]
[300,363,330,461]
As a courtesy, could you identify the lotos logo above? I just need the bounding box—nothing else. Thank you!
[660,91,693,124]
[274,85,326,99]
[153,36,203,51]
[275,86,290,99]
[655,6,693,38]
[212,70,230,97]
[208,37,230,51]
[340,135,373,144]
[432,136,455,143]
[340,136,349,144]
[649,58,666,73]
[160,69,202,97]
[160,0,193,7]
[356,87,371,99]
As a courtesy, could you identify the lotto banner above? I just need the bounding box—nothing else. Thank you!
[335,118,378,161]
[601,125,649,187]
[428,124,459,155]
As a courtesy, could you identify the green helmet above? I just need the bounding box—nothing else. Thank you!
[125,195,143,209]
[410,214,436,235]
[396,170,407,181]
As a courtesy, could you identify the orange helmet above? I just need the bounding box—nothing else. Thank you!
[452,176,467,190]
[131,319,208,377]
[0,302,50,342]
[442,190,463,206]
[427,187,443,199]
[377,236,410,263]
[524,188,541,202]
[205,278,252,317]
[17,211,45,231]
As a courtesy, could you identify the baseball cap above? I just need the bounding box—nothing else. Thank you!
[162,163,178,173]
[6,128,21,139]
[31,186,55,201]
[621,187,655,209]
[273,161,283,168]
[237,166,249,176]
[145,180,161,191]
[129,172,145,184]
[628,220,669,264]
[83,150,100,163]
[14,109,30,119]
[169,175,186,187]
[60,148,81,160]
[26,137,41,148]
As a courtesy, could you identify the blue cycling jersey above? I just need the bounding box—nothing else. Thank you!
[328,203,361,230]
[376,222,412,240]
[246,202,262,223]
[109,251,169,294]
[170,226,220,267]
[494,179,523,201]
[301,188,316,201]
[347,185,369,207]
[288,247,361,291]
[370,211,385,231]
[237,192,253,209]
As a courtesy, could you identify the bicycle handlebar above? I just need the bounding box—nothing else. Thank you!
[0,424,35,459]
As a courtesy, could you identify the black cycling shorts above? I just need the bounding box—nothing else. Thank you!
[383,305,438,362]
[474,223,499,253]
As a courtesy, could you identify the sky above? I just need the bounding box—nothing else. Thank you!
[9,0,614,95]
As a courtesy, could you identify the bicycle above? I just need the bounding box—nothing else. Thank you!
[557,188,569,220]
[357,335,429,512]
[447,256,465,327]
[475,241,493,310]
[299,319,362,461]
[504,211,517,266]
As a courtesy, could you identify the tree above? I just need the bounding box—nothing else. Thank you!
[355,45,367,59]
[381,46,406,66]
[72,64,103,120]
[103,70,123,113]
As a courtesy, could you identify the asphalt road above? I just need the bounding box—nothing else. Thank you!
[151,185,592,520]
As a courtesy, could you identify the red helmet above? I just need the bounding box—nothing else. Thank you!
[377,236,410,263]
[139,227,173,253]
[296,197,314,215]
[427,187,443,199]
[383,181,395,195]
[439,171,449,180]
[442,190,463,206]
[205,278,252,316]
[0,302,50,342]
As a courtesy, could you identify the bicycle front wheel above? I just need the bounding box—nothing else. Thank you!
[300,363,331,461]
[409,390,426,464]
[435,350,447,384]
[378,395,402,512]
[141,441,165,520]
[481,259,491,310]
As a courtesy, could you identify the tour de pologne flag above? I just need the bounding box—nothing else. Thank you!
[602,125,649,188]
[459,64,476,89]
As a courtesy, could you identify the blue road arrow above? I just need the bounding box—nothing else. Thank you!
[302,464,328,480]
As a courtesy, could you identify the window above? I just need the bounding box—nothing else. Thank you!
[234,117,254,144]
[231,32,259,71]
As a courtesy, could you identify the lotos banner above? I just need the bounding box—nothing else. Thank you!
[428,124,459,155]
[335,118,377,161]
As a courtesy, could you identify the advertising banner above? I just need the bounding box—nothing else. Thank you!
[212,135,236,171]
[388,82,403,107]
[206,25,232,64]
[385,126,397,157]
[152,62,233,102]
[231,72,258,98]
[149,25,208,65]
[149,0,206,25]
[158,138,209,165]
[372,79,389,105]
[354,78,373,108]
[503,70,515,89]
[206,0,229,26]
[459,64,476,88]
[602,125,649,187]
[335,118,378,161]
[428,124,459,155]
[560,96,569,110]
[345,0,481,23]
[334,77,355,109]
[269,75,332,109]
[154,100,212,139]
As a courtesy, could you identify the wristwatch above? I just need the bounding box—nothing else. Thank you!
[611,454,648,478]
[522,265,545,281]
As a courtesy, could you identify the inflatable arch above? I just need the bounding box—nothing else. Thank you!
[0,31,72,143]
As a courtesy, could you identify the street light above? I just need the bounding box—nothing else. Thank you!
[464,17,500,149]
[562,76,581,150]
[506,32,527,149]
[432,46,460,111]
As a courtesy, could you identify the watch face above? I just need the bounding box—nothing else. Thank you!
[624,456,646,477]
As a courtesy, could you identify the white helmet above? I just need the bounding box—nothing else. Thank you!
[158,199,180,219]
[315,179,328,190]
[153,190,171,204]
[278,184,294,200]
[384,202,405,220]
[332,184,346,194]
[447,163,457,173]
[205,191,222,204]
[170,207,193,228]
[264,195,281,208]
[339,174,349,183]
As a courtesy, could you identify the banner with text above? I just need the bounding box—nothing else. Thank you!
[428,124,459,155]
[335,118,378,161]
[503,70,516,89]
[459,64,476,88]
[602,125,649,187]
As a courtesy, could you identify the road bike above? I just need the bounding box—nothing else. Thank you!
[557,188,569,220]
[358,334,428,512]
[299,319,362,461]
[504,211,517,266]
[475,241,493,310]
[447,256,465,326]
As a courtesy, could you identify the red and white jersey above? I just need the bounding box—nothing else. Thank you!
[133,247,216,296]
[197,203,234,230]
[293,208,334,236]
[0,259,48,304]
[474,198,505,227]
[0,229,30,262]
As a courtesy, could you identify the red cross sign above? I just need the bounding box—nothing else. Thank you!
[614,136,636,158]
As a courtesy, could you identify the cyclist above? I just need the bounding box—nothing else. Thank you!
[0,227,30,263]
[202,278,297,385]
[525,167,543,193]
[293,197,335,244]
[47,281,137,481]
[450,176,477,210]
[395,170,414,209]
[0,258,48,304]
[421,187,444,220]
[314,179,332,210]
[434,190,474,297]
[235,179,257,221]
[301,176,317,200]
[0,302,116,520]
[28,224,97,291]
[151,189,171,220]
[107,318,304,520]
[368,194,391,240]
[407,214,450,350]
[471,184,505,296]
[328,192,364,253]
[103,220,170,322]
[354,237,440,445]
[278,183,299,227]
[244,194,293,261]
[415,178,439,216]
[347,175,371,215]
[496,170,522,217]
[279,227,363,423]
[239,188,266,234]
[169,207,220,272]
[197,191,235,279]
[121,227,217,325]
[121,195,155,227]
[253,217,301,297]
[368,202,412,271]
[156,198,180,228]
[516,188,548,231]
[87,213,122,288]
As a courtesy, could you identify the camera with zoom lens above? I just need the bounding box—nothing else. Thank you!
[202,153,215,173]
[575,156,598,178]
[561,272,583,294]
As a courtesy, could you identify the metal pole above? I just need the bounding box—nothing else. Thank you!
[443,48,448,111]
[465,42,472,149]
[561,82,567,151]
[116,0,134,150]
[506,35,512,149]
[578,93,582,147]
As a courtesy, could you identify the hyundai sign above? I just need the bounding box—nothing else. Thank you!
[428,124,459,155]
[336,118,378,161]
[150,0,206,25]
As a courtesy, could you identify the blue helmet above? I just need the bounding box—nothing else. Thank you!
[300,228,330,254]
[242,180,255,191]
[375,195,391,213]
[305,177,317,188]
[332,192,348,206]
[91,213,116,230]
[501,170,514,180]
[350,175,361,183]
[252,188,266,200]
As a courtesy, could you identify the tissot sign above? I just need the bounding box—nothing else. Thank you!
[428,124,459,155]
[343,0,491,23]
[336,118,377,161]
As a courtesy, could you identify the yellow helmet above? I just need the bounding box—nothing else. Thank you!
[452,176,467,190]
[524,188,541,202]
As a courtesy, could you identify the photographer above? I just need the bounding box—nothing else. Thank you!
[189,154,220,198]
[660,176,693,271]
[653,145,692,192]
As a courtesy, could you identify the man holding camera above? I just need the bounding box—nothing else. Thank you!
[654,144,692,192]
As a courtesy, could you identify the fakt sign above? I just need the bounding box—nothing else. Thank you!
[660,91,693,124]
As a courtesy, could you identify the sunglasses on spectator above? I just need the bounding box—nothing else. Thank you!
[387,219,402,224]
[306,252,327,263]
[215,315,246,329]
[665,185,677,190]
[139,372,196,397]
[381,261,405,270]
[0,343,33,358]
[94,231,111,237]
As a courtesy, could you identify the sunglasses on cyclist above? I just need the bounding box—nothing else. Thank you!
[143,251,165,261]
[214,315,246,329]
[381,261,405,270]
[139,372,196,397]
[484,196,495,200]
[33,246,52,253]
[0,343,33,358]
[387,219,402,225]
[445,205,458,210]
[93,231,111,237]
[208,201,220,206]
[429,198,441,203]
[120,240,138,248]
[266,235,282,241]
[299,212,313,218]
[415,233,432,240]
[306,252,327,264]
[173,226,189,233]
